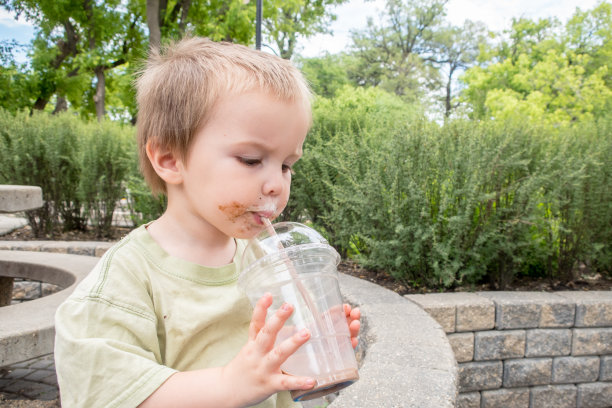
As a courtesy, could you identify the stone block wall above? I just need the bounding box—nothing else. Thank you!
[406,291,612,408]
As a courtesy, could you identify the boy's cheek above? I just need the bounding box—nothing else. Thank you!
[277,197,289,216]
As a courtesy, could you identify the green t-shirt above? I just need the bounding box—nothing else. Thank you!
[54,224,301,408]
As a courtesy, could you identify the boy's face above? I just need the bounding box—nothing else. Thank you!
[176,91,310,240]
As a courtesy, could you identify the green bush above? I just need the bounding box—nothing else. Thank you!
[0,110,83,236]
[124,137,166,226]
[126,175,167,226]
[0,109,141,238]
[291,96,612,287]
[284,86,420,230]
[0,100,609,288]
[79,120,133,238]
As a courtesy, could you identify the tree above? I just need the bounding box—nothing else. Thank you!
[263,0,348,60]
[1,0,350,120]
[0,40,33,112]
[460,4,612,126]
[565,1,612,87]
[81,0,145,120]
[348,0,448,100]
[145,0,255,47]
[296,52,350,97]
[429,20,489,118]
[0,0,147,120]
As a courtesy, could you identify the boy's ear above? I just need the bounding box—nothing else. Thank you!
[146,141,183,186]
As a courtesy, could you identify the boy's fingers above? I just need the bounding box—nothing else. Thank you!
[278,374,316,391]
[349,319,360,337]
[350,307,360,321]
[343,303,351,316]
[249,293,273,340]
[256,303,294,350]
[266,328,310,369]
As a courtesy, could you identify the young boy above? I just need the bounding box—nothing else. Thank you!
[54,37,360,408]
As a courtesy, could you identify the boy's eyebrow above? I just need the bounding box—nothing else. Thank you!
[231,140,269,149]
[232,140,303,157]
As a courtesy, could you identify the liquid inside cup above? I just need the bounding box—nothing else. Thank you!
[239,222,359,401]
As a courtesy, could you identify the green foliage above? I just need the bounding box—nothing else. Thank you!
[0,110,83,235]
[311,85,420,139]
[283,85,420,228]
[348,0,449,101]
[0,40,34,112]
[263,0,348,59]
[1,0,351,120]
[461,3,612,126]
[126,175,167,227]
[291,91,612,287]
[0,109,142,237]
[79,121,133,238]
[182,0,255,43]
[296,53,350,98]
[1,0,148,119]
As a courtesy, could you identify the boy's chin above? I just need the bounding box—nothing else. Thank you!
[231,225,266,240]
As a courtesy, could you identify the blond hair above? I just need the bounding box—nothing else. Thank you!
[135,37,312,194]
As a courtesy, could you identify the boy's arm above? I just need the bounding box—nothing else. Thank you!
[139,294,314,408]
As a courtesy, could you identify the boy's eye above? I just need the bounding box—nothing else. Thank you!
[282,164,295,175]
[238,157,261,166]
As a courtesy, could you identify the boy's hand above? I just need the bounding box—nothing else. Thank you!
[344,304,361,349]
[222,293,314,408]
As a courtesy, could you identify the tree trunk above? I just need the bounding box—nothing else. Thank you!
[178,0,191,34]
[31,20,79,112]
[93,67,106,121]
[33,97,49,111]
[53,96,69,114]
[444,76,452,117]
[147,0,162,49]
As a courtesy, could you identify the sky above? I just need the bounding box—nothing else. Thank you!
[0,0,604,60]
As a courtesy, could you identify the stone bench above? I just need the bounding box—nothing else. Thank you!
[0,185,43,213]
[329,273,458,407]
[0,250,98,366]
[0,185,44,306]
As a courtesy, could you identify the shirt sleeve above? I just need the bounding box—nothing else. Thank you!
[54,294,176,408]
[54,246,177,408]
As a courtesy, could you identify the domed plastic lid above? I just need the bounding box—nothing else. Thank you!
[241,221,330,268]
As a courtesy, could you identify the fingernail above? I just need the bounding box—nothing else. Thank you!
[299,328,309,338]
[281,303,292,312]
[305,378,316,387]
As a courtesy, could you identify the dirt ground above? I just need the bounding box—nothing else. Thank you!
[337,259,612,295]
[3,225,612,295]
[0,396,59,407]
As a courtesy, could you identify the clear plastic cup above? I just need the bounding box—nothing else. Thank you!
[238,222,359,401]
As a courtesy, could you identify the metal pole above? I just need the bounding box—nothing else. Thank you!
[256,0,262,50]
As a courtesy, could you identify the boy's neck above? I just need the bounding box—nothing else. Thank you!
[146,211,237,268]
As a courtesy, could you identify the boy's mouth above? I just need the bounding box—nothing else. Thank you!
[248,203,277,225]
[251,210,275,225]
[218,202,277,225]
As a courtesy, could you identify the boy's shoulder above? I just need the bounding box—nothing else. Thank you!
[68,225,157,303]
[95,224,155,277]
[101,224,154,263]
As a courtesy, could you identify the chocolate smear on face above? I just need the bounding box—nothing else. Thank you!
[218,201,248,222]
[218,201,262,235]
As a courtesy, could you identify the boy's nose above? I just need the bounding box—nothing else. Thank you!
[262,169,286,196]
